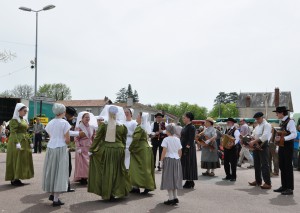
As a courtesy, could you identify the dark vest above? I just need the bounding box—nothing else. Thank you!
[152,122,167,140]
[225,127,236,138]
[280,117,293,142]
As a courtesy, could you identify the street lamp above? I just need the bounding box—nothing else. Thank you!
[19,5,55,119]
[19,5,55,148]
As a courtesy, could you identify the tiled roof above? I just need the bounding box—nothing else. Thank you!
[56,99,106,107]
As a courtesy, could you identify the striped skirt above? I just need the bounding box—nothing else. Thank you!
[160,157,183,190]
[42,146,69,193]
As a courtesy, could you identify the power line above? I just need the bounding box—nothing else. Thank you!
[0,40,34,46]
[0,66,31,79]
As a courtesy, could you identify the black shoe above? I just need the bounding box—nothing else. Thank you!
[49,195,54,201]
[141,189,150,195]
[190,181,195,188]
[247,165,254,169]
[174,198,179,204]
[130,188,140,193]
[157,166,161,171]
[164,199,176,205]
[53,199,64,207]
[11,180,24,186]
[110,196,117,201]
[274,186,286,193]
[230,178,236,182]
[183,181,192,189]
[237,164,241,167]
[183,181,189,188]
[67,188,75,192]
[281,189,293,195]
[80,179,88,185]
[222,177,231,181]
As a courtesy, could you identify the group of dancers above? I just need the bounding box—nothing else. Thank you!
[4,102,297,208]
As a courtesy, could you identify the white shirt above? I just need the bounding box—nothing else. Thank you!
[252,119,272,142]
[124,120,137,148]
[161,136,182,159]
[228,126,240,145]
[45,118,71,149]
[282,116,297,141]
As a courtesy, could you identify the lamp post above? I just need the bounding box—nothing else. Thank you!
[19,5,55,148]
[19,5,55,120]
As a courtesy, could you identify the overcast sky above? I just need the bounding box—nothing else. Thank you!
[1,0,299,113]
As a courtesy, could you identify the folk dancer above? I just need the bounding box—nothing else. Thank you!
[124,108,137,170]
[273,106,297,195]
[248,112,272,189]
[150,112,167,171]
[222,118,240,182]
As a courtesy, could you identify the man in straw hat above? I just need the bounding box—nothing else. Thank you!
[222,118,240,182]
[273,106,297,195]
[248,112,272,189]
[150,112,167,171]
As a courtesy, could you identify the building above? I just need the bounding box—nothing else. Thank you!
[236,88,293,119]
[56,99,109,116]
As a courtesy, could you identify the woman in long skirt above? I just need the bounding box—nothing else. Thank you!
[74,112,96,185]
[88,105,130,200]
[42,103,70,207]
[129,112,156,194]
[180,112,197,188]
[5,103,34,186]
[161,124,182,205]
[124,108,137,170]
[199,117,220,176]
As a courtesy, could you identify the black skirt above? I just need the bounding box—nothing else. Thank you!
[181,144,198,180]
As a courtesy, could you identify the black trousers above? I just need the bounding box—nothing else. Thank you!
[278,141,294,190]
[253,144,271,185]
[152,138,163,167]
[34,133,42,153]
[224,146,237,179]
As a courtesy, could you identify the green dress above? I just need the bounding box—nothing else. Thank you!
[129,126,156,191]
[88,123,131,200]
[5,119,34,181]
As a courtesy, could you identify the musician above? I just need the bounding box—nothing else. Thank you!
[65,106,77,192]
[237,119,254,169]
[150,113,167,171]
[222,118,240,182]
[248,112,272,189]
[273,106,297,195]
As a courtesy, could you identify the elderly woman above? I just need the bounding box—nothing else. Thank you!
[42,103,71,207]
[74,112,97,185]
[129,112,156,194]
[5,103,34,186]
[88,105,130,201]
[199,117,220,177]
[180,112,197,189]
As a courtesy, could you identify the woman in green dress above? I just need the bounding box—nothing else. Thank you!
[129,112,156,194]
[88,105,130,201]
[5,103,34,186]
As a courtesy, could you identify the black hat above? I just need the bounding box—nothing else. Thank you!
[253,112,264,118]
[272,106,290,113]
[225,117,237,123]
[154,112,164,118]
[66,106,77,116]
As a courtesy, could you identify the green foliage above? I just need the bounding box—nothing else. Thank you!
[209,103,239,119]
[38,83,72,101]
[0,143,7,152]
[115,84,139,103]
[214,92,238,105]
[154,102,208,123]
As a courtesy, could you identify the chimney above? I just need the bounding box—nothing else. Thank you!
[245,95,251,107]
[274,88,279,107]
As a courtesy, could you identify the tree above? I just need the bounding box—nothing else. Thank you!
[0,50,16,62]
[214,92,238,105]
[115,87,127,103]
[0,90,13,97]
[11,84,33,99]
[38,83,72,101]
[115,84,139,103]
[133,90,139,103]
[154,102,208,123]
[209,103,239,118]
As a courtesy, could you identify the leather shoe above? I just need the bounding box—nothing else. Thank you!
[274,186,285,193]
[260,183,272,189]
[49,195,54,201]
[248,181,261,186]
[141,189,150,195]
[222,177,231,181]
[67,188,75,192]
[230,178,236,182]
[247,165,254,169]
[53,199,64,207]
[281,189,293,195]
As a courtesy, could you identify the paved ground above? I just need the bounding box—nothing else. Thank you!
[0,151,299,213]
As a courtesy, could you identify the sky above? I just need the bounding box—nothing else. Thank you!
[1,0,299,113]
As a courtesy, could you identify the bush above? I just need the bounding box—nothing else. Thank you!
[0,143,7,153]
